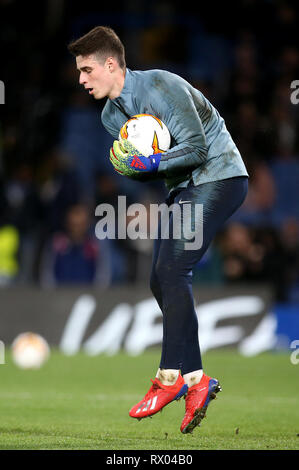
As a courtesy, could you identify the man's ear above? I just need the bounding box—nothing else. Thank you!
[105,56,117,72]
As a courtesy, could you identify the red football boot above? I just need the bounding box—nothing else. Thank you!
[180,373,222,433]
[129,374,188,419]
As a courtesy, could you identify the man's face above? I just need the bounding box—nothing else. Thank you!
[76,54,113,100]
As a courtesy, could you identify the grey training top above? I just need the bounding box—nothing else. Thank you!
[102,68,249,192]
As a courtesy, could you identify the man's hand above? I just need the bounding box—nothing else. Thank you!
[109,138,162,178]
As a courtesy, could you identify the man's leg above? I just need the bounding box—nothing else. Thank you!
[129,176,248,422]
[150,198,183,386]
[156,177,248,377]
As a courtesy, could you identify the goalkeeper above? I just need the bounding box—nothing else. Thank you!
[68,26,248,434]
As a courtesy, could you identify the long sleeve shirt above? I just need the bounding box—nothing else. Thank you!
[101,68,248,192]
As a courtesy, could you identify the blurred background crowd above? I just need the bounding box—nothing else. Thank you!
[0,0,298,303]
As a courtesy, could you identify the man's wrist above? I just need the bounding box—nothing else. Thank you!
[155,156,167,176]
[150,154,162,172]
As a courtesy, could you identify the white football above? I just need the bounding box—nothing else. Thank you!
[11,332,50,369]
[119,114,171,157]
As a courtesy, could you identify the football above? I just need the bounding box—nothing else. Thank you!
[119,114,171,157]
[11,332,50,369]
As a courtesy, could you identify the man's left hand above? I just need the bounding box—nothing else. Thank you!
[109,138,161,178]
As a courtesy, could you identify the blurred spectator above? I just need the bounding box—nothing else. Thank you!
[269,157,299,224]
[0,224,19,286]
[139,2,187,70]
[271,4,299,54]
[279,217,299,302]
[218,222,290,301]
[57,87,114,199]
[231,161,276,226]
[219,223,263,283]
[40,203,112,287]
[117,190,159,283]
[38,149,81,233]
[94,172,121,209]
[224,37,261,115]
[2,164,42,283]
[230,101,272,162]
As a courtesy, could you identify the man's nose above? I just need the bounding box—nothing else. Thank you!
[79,73,86,85]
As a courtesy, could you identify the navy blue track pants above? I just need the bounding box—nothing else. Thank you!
[150,176,248,375]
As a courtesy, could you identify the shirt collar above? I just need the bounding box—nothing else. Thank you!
[112,68,133,101]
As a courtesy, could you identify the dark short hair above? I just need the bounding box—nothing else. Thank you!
[68,26,126,69]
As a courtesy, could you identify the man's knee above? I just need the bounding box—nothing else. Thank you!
[155,259,190,289]
[150,261,177,291]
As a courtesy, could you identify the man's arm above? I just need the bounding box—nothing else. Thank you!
[101,101,124,139]
[149,72,209,178]
[102,71,209,180]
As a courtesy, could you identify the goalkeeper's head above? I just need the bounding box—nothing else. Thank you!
[68,26,126,100]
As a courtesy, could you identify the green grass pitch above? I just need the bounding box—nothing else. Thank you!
[0,349,298,450]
